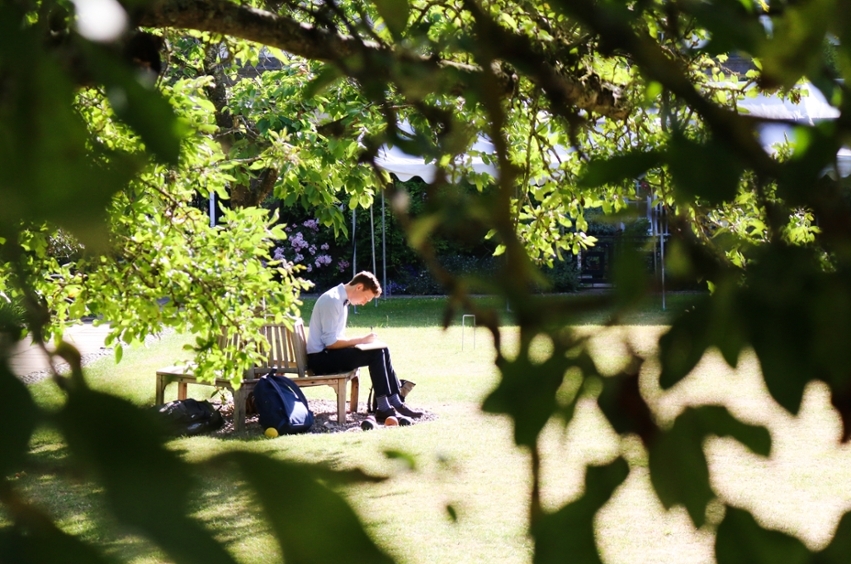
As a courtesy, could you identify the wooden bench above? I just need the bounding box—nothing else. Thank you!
[155,320,359,431]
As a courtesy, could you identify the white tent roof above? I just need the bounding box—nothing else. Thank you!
[374,144,440,183]
[740,83,851,177]
[737,84,839,124]
[375,84,848,181]
[375,136,497,183]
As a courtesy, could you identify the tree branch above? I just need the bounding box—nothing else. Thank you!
[138,0,629,118]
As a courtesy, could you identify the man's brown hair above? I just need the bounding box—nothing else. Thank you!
[348,271,382,296]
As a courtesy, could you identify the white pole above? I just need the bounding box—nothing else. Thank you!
[370,203,377,306]
[351,208,357,313]
[660,205,667,311]
[352,209,357,278]
[209,191,216,227]
[381,190,387,296]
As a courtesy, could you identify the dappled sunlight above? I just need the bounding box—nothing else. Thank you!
[539,398,621,511]
[528,332,555,364]
[645,348,787,427]
[345,403,533,564]
[705,381,851,550]
[596,469,715,564]
[532,327,851,561]
[641,345,851,553]
[581,325,666,375]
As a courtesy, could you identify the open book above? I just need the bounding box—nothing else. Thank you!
[354,340,389,351]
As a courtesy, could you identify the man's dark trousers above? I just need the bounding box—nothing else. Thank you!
[307,347,400,397]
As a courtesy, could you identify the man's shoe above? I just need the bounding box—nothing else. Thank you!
[375,407,398,423]
[394,403,423,419]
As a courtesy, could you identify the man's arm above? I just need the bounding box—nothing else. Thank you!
[325,332,378,349]
[312,290,377,350]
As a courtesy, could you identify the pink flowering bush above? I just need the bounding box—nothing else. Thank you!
[272,219,350,289]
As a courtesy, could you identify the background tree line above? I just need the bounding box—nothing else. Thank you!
[264,176,596,294]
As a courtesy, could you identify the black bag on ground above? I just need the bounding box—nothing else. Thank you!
[253,372,314,434]
[156,398,224,436]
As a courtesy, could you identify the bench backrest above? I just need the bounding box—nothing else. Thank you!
[215,320,312,379]
[255,321,307,378]
[289,319,312,377]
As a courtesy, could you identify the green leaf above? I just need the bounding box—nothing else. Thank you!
[0,522,116,564]
[0,12,141,248]
[648,417,713,528]
[57,388,237,564]
[85,44,184,165]
[304,65,344,99]
[757,0,833,89]
[667,135,743,205]
[649,406,771,528]
[658,301,712,390]
[708,279,747,368]
[446,504,458,522]
[0,362,39,478]
[577,151,662,188]
[696,405,771,456]
[715,507,811,564]
[817,510,851,563]
[683,0,765,55]
[372,0,410,40]
[223,451,396,564]
[383,448,418,470]
[776,128,841,206]
[532,457,630,564]
[596,368,655,440]
[407,214,441,250]
[738,247,821,414]
[482,337,574,447]
[610,244,648,307]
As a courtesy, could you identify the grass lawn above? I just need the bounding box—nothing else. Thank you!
[8,293,851,563]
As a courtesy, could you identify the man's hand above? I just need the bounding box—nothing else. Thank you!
[360,332,377,344]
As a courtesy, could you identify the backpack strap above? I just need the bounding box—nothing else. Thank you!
[263,370,296,406]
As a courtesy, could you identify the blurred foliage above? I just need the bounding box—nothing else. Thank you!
[4,0,851,562]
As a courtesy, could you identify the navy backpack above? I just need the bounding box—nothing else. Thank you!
[253,372,314,434]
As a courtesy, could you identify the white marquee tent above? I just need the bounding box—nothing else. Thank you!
[374,135,498,183]
[737,83,851,177]
[376,84,848,182]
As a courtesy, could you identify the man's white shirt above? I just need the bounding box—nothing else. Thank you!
[305,283,348,354]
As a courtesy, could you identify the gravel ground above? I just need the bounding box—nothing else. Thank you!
[212,398,438,436]
[19,347,116,385]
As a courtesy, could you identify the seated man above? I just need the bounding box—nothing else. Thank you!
[306,271,422,422]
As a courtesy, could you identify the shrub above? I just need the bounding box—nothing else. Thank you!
[540,257,581,293]
[0,293,25,340]
[271,219,350,291]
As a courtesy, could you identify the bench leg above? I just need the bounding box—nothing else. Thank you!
[335,381,347,424]
[349,375,359,414]
[155,373,166,405]
[177,382,188,400]
[232,386,247,433]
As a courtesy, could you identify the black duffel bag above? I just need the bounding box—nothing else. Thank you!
[155,398,225,436]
